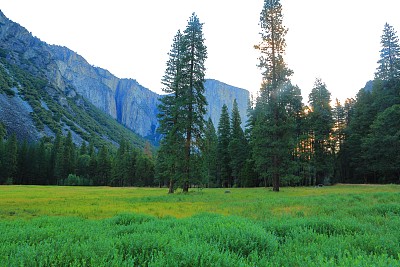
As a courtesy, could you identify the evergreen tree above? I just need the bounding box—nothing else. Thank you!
[243,96,261,187]
[80,142,87,156]
[252,0,292,191]
[88,149,98,184]
[180,13,208,192]
[156,132,185,193]
[332,99,346,154]
[217,104,231,187]
[158,30,183,138]
[51,132,63,185]
[63,131,76,179]
[229,99,248,187]
[0,122,5,140]
[157,30,184,193]
[202,118,218,187]
[4,133,18,184]
[157,13,207,193]
[362,104,400,183]
[97,145,111,185]
[252,82,299,188]
[135,154,155,187]
[308,79,334,185]
[282,83,304,186]
[88,142,95,157]
[16,140,29,184]
[376,23,400,81]
[332,99,351,183]
[111,139,127,187]
[127,148,139,186]
[344,88,376,183]
[36,140,49,185]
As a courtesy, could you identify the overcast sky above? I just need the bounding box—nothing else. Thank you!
[1,0,400,103]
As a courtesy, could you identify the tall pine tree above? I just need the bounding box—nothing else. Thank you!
[180,13,208,192]
[217,104,231,187]
[229,99,248,187]
[157,13,207,193]
[252,0,293,191]
[157,30,185,193]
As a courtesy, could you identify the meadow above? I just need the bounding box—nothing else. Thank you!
[0,185,400,266]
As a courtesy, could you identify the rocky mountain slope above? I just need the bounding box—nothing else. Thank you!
[0,10,249,146]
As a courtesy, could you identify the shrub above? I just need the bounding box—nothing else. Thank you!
[61,174,92,186]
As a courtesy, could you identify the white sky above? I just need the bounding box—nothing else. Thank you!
[1,0,400,103]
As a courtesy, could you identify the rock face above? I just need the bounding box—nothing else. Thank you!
[0,10,249,141]
[47,47,249,137]
[204,79,249,128]
[0,89,44,142]
[48,45,160,138]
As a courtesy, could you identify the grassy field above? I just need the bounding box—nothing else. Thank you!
[1,185,400,266]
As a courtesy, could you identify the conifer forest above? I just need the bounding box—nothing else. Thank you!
[1,3,399,191]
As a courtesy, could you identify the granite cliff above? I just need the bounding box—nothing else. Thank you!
[0,10,249,145]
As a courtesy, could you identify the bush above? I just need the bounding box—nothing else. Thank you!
[61,174,92,186]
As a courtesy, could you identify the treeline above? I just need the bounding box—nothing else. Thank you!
[156,1,400,191]
[0,126,155,186]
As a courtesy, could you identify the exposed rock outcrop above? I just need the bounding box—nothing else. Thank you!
[0,10,249,142]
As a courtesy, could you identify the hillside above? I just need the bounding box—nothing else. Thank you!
[0,10,249,146]
[0,11,146,148]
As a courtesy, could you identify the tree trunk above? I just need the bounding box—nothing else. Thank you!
[272,173,280,192]
[272,156,280,192]
[183,180,189,193]
[168,179,174,194]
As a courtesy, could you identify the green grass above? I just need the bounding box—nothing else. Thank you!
[1,185,400,266]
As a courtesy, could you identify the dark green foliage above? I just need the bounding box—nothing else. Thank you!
[252,0,293,192]
[376,23,400,81]
[0,133,155,186]
[217,104,231,187]
[135,155,156,187]
[362,105,400,182]
[338,26,400,183]
[62,132,76,179]
[16,140,29,184]
[96,146,111,186]
[157,30,185,193]
[61,174,92,186]
[229,100,248,187]
[156,132,185,192]
[180,13,208,192]
[333,99,354,183]
[157,13,208,192]
[202,118,218,187]
[3,134,18,184]
[308,79,334,185]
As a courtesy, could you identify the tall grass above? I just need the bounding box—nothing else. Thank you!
[0,185,399,266]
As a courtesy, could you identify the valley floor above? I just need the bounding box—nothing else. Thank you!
[1,185,399,266]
